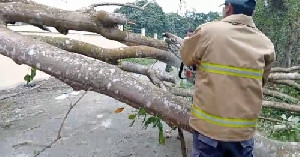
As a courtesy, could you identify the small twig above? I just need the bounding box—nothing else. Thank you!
[178,128,187,157]
[79,1,154,12]
[34,88,90,157]
[259,116,286,123]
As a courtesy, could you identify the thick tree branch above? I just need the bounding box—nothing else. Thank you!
[270,80,300,90]
[271,66,300,73]
[0,2,168,49]
[263,89,299,102]
[119,62,176,84]
[30,36,180,67]
[0,2,128,26]
[269,73,300,80]
[262,101,300,112]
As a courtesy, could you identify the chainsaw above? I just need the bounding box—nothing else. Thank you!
[162,33,198,85]
[178,62,198,85]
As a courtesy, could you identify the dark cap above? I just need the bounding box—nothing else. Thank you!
[223,0,256,10]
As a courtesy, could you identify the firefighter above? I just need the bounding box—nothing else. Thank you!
[180,0,276,156]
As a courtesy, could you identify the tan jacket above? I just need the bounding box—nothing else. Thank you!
[180,14,276,141]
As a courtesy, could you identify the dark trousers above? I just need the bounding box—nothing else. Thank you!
[192,131,254,157]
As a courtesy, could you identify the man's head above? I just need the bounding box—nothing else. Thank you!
[186,28,194,37]
[222,0,256,18]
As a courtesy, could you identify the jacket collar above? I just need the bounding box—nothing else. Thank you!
[221,14,256,28]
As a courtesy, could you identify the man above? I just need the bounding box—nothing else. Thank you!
[184,28,194,39]
[180,0,276,156]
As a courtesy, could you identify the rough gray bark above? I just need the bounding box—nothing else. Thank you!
[119,62,176,84]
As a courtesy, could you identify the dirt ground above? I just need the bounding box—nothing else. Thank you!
[0,77,193,157]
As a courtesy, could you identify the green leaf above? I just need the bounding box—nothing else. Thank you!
[138,107,147,116]
[128,114,136,120]
[145,117,156,127]
[24,74,31,83]
[152,118,159,128]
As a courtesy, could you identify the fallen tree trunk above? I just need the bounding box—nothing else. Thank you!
[0,26,299,156]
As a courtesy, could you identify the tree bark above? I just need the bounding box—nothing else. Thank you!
[30,35,181,67]
[269,73,300,80]
[119,62,176,84]
[271,66,300,73]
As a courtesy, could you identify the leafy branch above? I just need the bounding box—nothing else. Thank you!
[128,107,166,145]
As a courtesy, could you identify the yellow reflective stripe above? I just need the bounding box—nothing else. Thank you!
[191,105,257,128]
[199,62,263,79]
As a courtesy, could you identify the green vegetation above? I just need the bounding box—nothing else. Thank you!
[129,107,166,145]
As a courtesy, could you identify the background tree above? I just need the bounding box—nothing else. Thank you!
[254,0,300,67]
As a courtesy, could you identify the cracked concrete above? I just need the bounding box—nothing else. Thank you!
[0,78,192,157]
